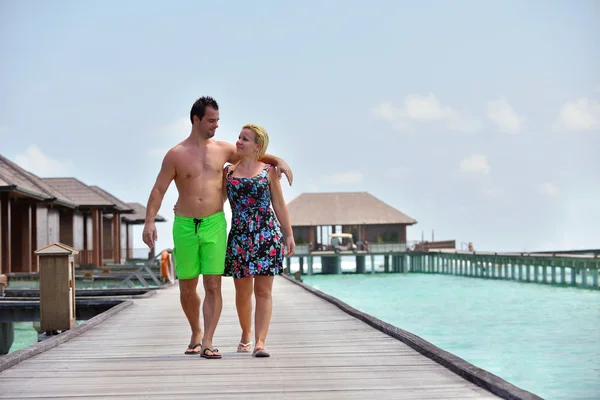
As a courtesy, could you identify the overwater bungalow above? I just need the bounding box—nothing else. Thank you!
[88,185,136,264]
[0,153,166,273]
[287,191,418,254]
[0,155,77,274]
[40,178,129,267]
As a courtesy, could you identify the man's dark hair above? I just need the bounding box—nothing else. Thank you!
[190,96,219,124]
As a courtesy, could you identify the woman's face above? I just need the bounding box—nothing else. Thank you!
[235,128,260,157]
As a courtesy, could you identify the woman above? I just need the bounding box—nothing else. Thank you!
[223,123,295,358]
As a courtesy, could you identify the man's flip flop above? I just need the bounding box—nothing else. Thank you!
[184,343,201,355]
[237,342,252,353]
[201,348,222,359]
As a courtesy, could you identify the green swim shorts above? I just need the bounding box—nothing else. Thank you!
[172,212,227,280]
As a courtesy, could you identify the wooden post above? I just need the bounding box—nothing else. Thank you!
[31,205,38,272]
[0,274,7,297]
[356,255,366,274]
[91,208,103,267]
[0,322,14,355]
[112,212,121,264]
[35,243,79,334]
[593,257,599,288]
[0,194,11,274]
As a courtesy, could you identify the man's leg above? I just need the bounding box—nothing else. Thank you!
[234,276,253,351]
[201,275,222,356]
[179,277,203,353]
[172,216,203,354]
[197,211,227,358]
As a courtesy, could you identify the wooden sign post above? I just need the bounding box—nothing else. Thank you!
[35,243,79,334]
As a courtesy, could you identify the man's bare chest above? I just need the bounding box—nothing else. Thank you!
[176,150,226,180]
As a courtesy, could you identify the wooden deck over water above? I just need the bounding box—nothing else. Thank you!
[0,277,502,399]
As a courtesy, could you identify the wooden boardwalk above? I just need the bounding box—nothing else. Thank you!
[0,277,501,399]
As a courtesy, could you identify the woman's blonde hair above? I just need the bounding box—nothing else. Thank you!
[243,123,269,160]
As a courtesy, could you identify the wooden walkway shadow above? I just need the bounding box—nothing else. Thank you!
[0,276,536,399]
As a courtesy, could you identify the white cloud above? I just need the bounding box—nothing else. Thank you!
[487,99,522,133]
[14,145,74,176]
[459,154,490,176]
[538,182,559,197]
[403,93,450,120]
[321,171,364,185]
[372,93,482,133]
[553,98,600,132]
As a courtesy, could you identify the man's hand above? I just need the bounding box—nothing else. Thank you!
[142,222,157,248]
[276,160,293,186]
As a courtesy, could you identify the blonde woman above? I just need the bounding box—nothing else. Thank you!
[223,124,295,357]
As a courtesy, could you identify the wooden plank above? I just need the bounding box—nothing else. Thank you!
[0,278,499,399]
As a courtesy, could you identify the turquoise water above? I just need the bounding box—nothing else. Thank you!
[5,321,85,354]
[8,322,39,353]
[301,273,600,400]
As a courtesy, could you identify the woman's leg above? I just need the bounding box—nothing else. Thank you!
[253,275,274,351]
[234,276,253,350]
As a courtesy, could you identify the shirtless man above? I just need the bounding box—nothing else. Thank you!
[142,96,292,359]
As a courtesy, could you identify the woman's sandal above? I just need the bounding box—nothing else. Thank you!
[237,342,252,353]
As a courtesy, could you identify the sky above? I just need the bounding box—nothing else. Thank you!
[1,0,599,253]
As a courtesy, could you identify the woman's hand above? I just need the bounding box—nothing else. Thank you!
[285,236,295,257]
[173,202,178,213]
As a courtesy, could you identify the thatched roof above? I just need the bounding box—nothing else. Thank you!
[0,154,76,207]
[287,192,417,226]
[89,185,134,214]
[123,202,166,224]
[42,178,116,209]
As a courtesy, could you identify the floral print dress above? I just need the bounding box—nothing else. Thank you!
[224,164,285,278]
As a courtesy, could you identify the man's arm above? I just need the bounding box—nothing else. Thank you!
[222,142,294,186]
[142,151,176,248]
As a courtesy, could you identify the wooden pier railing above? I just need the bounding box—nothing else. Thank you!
[287,250,599,289]
[415,250,599,288]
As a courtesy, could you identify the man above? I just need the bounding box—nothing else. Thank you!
[142,96,292,359]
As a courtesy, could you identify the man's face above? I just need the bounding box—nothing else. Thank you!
[196,107,219,138]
